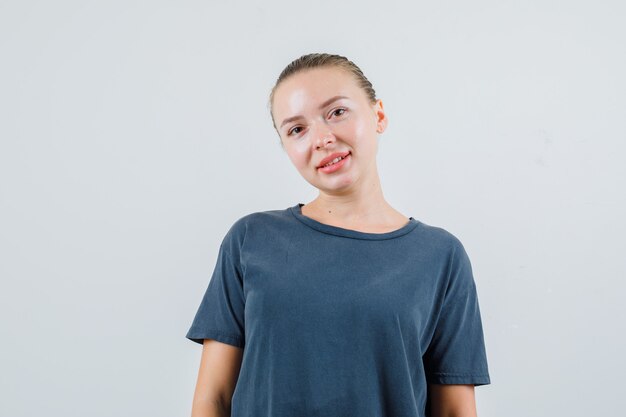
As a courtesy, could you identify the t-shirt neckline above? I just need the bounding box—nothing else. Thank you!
[289,203,420,240]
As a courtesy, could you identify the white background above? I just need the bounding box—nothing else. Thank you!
[1,1,624,416]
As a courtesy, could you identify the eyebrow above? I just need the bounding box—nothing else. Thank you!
[279,95,349,129]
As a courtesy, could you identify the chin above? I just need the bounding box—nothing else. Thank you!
[319,178,355,191]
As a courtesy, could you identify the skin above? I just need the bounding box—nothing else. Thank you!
[428,384,478,417]
[271,66,480,417]
[271,66,409,232]
[190,340,242,417]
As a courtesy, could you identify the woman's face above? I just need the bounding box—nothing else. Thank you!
[271,66,387,195]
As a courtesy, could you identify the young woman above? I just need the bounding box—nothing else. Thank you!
[186,53,491,417]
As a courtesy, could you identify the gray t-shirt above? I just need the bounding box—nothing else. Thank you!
[186,203,491,416]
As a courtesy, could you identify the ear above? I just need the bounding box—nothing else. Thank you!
[374,99,388,133]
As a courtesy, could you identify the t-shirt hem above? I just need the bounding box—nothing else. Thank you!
[186,327,244,348]
[426,372,491,386]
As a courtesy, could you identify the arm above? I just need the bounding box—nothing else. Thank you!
[191,339,243,417]
[427,383,478,417]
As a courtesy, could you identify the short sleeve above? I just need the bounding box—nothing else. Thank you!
[423,240,491,386]
[185,242,245,348]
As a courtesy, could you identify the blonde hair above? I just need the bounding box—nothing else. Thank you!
[268,53,378,134]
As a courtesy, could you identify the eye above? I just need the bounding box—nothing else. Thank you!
[331,107,347,118]
[287,126,303,136]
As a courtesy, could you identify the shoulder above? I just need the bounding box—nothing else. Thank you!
[220,207,295,254]
[412,219,467,257]
[225,207,294,239]
[414,221,478,297]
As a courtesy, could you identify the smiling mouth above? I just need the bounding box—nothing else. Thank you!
[318,152,351,169]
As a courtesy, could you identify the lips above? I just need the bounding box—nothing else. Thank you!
[317,151,351,168]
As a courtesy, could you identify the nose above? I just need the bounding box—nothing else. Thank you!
[313,123,335,149]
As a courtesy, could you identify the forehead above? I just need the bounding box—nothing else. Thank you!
[273,67,363,115]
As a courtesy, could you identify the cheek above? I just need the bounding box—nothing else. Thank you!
[349,122,372,148]
[349,114,373,137]
[287,145,310,168]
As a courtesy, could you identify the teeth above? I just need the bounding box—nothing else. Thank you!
[323,155,346,167]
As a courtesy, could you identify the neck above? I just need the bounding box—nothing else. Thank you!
[305,169,396,225]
